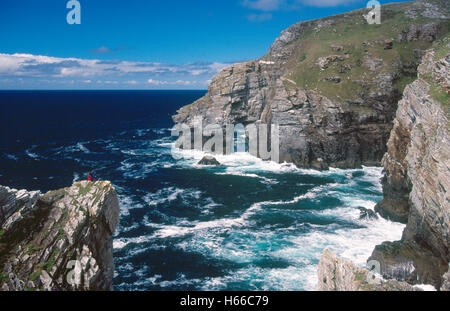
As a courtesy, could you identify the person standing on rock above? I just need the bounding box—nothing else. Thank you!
[92,172,98,182]
[87,173,93,182]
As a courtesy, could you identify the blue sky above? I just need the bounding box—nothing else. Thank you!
[0,0,408,89]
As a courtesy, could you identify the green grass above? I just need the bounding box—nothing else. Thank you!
[77,183,93,196]
[0,272,8,283]
[44,249,59,273]
[29,269,42,282]
[58,225,67,240]
[282,3,449,102]
[26,243,44,253]
[429,80,449,109]
[434,37,450,60]
[420,33,450,110]
[355,271,366,282]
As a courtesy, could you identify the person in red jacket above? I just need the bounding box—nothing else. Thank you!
[87,173,92,182]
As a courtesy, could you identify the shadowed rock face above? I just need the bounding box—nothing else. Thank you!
[318,249,420,291]
[0,181,119,291]
[371,38,450,289]
[173,0,449,170]
[198,155,221,166]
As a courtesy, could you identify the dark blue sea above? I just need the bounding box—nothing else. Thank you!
[0,91,404,290]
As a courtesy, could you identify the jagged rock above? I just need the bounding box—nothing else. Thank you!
[384,39,393,50]
[311,158,329,170]
[198,155,221,166]
[339,64,352,73]
[173,0,449,170]
[362,55,384,71]
[318,249,421,291]
[441,266,450,291]
[370,240,447,287]
[358,207,378,220]
[330,44,344,52]
[0,181,120,291]
[407,22,440,42]
[317,55,347,70]
[324,76,341,83]
[373,38,450,289]
[0,186,40,229]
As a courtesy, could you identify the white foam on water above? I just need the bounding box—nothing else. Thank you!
[76,142,90,153]
[414,284,437,291]
[215,172,277,184]
[114,235,153,249]
[154,167,404,290]
[116,193,145,217]
[117,159,157,179]
[72,172,81,183]
[114,140,406,291]
[25,149,39,159]
[170,146,303,174]
[6,154,18,161]
[143,187,201,207]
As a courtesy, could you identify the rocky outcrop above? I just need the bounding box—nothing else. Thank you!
[318,249,421,291]
[318,32,449,291]
[173,0,449,169]
[371,37,449,289]
[0,181,119,291]
[198,155,221,166]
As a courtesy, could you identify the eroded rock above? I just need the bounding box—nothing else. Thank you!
[0,181,120,291]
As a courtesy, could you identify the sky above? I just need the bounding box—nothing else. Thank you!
[0,0,409,90]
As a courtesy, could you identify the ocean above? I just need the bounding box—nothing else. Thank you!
[0,90,405,290]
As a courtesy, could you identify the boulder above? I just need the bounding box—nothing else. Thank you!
[198,155,221,166]
[358,207,379,220]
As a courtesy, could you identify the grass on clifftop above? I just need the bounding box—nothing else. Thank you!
[284,2,449,103]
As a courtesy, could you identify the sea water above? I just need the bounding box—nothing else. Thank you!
[0,90,405,290]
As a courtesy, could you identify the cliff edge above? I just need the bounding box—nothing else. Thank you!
[0,181,120,291]
[319,35,449,291]
[371,35,449,289]
[173,0,449,170]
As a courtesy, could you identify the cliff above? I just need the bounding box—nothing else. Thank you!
[0,181,119,291]
[319,35,449,291]
[173,0,449,169]
[370,36,449,289]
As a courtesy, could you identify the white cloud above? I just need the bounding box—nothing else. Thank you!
[298,0,360,7]
[89,46,113,54]
[147,79,168,85]
[241,0,361,11]
[242,0,283,11]
[0,52,228,89]
[246,13,273,22]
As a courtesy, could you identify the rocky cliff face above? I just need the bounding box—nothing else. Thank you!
[318,36,449,291]
[0,181,119,291]
[173,0,449,169]
[318,249,420,291]
[371,36,449,289]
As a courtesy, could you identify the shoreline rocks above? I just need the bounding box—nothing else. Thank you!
[318,249,421,291]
